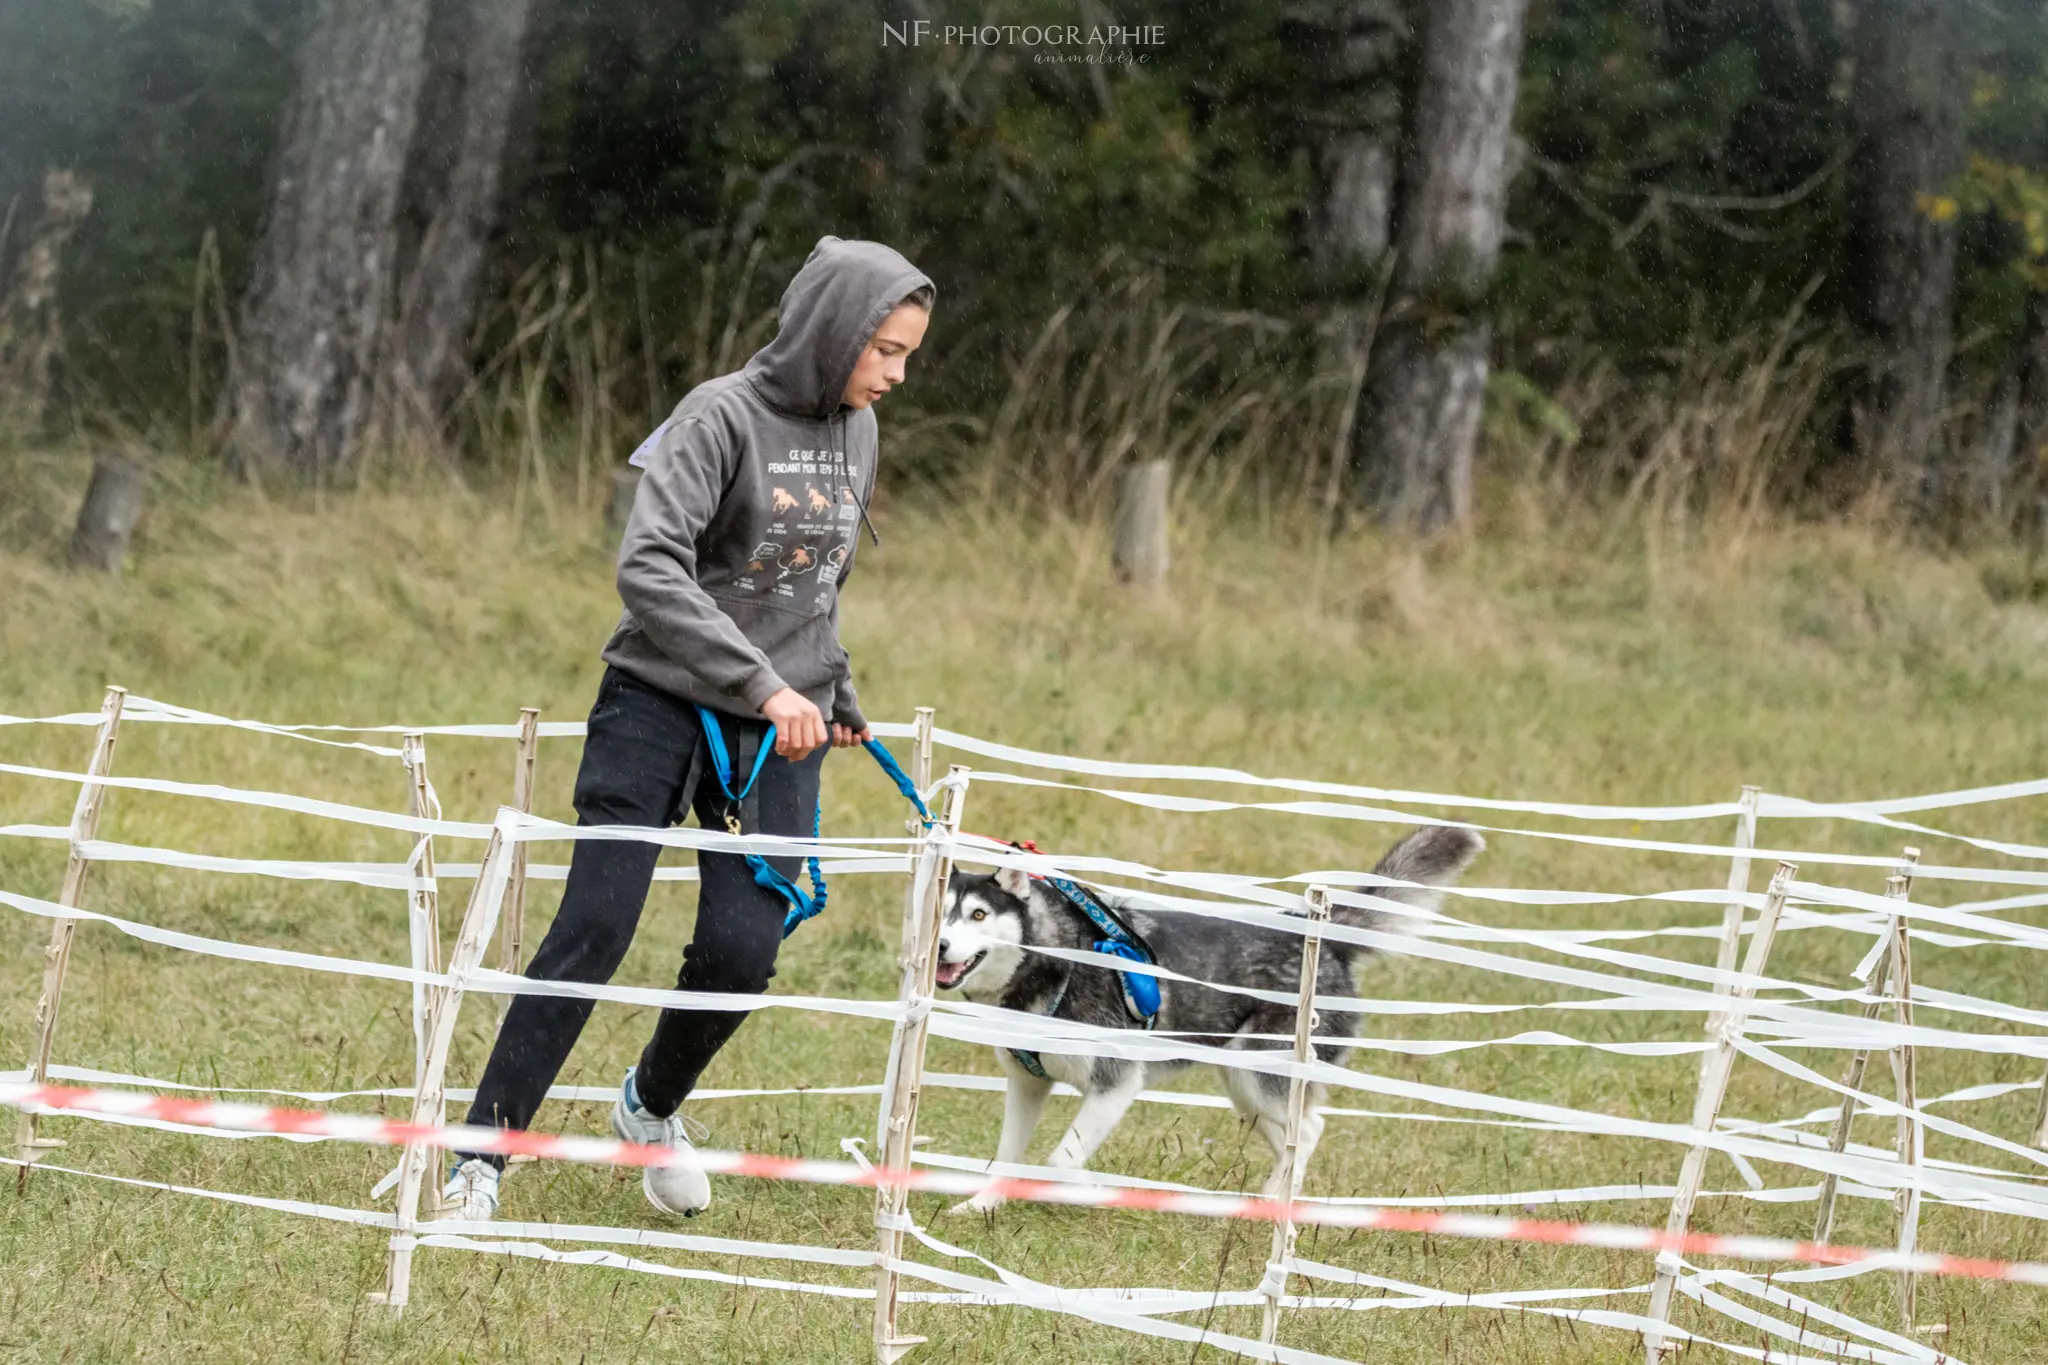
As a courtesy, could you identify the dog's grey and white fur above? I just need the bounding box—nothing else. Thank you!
[933,825,1483,1214]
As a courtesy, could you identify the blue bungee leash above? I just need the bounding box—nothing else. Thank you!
[859,734,932,825]
[694,705,932,938]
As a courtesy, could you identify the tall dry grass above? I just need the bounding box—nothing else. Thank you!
[27,222,2048,612]
[392,248,2038,562]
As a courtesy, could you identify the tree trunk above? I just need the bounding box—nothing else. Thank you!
[1299,0,1405,278]
[872,0,929,251]
[1973,374,2018,528]
[393,0,538,438]
[2010,290,2048,525]
[878,0,929,176]
[1846,0,1965,513]
[1352,0,1529,533]
[225,0,433,477]
[1311,133,1395,275]
[0,170,94,432]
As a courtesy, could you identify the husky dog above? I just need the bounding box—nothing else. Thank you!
[933,825,1483,1214]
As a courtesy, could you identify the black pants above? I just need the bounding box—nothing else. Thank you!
[462,665,824,1166]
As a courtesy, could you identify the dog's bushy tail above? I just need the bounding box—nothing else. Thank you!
[1328,824,1484,953]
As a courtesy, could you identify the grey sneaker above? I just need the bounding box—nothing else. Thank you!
[610,1067,712,1217]
[440,1158,501,1222]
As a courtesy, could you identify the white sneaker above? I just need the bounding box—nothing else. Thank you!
[440,1158,501,1222]
[610,1067,712,1217]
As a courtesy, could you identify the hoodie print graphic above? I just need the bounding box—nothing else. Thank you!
[742,445,863,608]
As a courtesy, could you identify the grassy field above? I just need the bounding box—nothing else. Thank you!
[3,447,2048,1363]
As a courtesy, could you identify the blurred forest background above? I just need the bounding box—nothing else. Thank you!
[4,0,2048,542]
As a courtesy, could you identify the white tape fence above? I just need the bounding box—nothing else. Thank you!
[3,688,2047,1363]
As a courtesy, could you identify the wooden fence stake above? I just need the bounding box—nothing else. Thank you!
[1642,860,1796,1362]
[1884,862,1924,1330]
[399,734,444,1095]
[896,708,935,967]
[1703,785,1762,1037]
[15,684,126,1169]
[1112,459,1170,589]
[496,707,542,1031]
[1261,884,1332,1349]
[2032,1062,2048,1149]
[371,816,515,1312]
[68,456,148,574]
[2031,1054,2048,1147]
[1812,848,1920,1247]
[2029,886,2048,1149]
[872,764,970,1364]
[607,465,643,530]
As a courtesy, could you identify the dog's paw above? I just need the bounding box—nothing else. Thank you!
[947,1192,1006,1217]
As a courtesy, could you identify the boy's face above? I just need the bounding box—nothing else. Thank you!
[841,303,929,411]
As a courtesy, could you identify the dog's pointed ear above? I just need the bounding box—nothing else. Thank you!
[994,865,1032,901]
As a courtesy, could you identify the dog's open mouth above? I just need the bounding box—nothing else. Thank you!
[933,952,985,990]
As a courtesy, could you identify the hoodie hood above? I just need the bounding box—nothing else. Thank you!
[741,236,935,422]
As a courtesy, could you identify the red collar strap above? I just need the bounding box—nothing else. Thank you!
[957,836,1048,880]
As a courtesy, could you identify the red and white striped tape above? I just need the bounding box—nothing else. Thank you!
[9,1079,2046,1288]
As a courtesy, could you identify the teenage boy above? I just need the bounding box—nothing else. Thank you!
[444,237,934,1220]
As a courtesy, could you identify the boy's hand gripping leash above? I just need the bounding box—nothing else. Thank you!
[694,705,931,938]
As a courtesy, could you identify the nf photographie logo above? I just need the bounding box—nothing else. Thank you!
[882,19,1165,63]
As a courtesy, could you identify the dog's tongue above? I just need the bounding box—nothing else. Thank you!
[933,960,966,989]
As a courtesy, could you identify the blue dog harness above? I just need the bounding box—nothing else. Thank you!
[693,705,931,938]
[1006,850,1161,1081]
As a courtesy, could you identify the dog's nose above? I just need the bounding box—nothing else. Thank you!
[937,937,950,955]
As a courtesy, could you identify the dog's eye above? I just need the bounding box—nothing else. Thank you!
[971,908,986,921]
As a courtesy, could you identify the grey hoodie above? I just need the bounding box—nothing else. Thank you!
[602,237,934,730]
